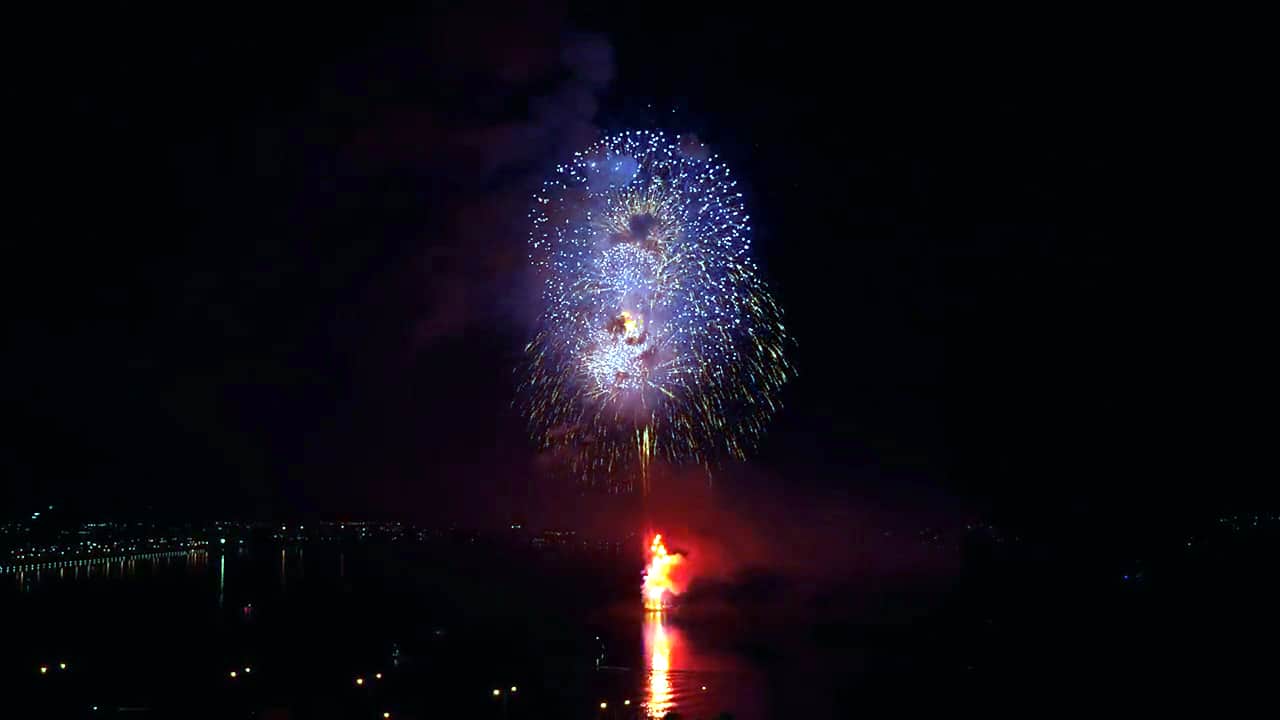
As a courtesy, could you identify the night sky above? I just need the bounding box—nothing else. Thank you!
[7,5,1241,532]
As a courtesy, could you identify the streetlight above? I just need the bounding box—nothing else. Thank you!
[229,671,238,679]
[356,677,365,686]
[375,672,383,680]
[492,689,501,697]
[600,701,608,710]
[510,686,518,693]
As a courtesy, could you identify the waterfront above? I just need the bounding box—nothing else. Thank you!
[7,512,1277,717]
[3,541,762,718]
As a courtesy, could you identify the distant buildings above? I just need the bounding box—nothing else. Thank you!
[1,509,637,573]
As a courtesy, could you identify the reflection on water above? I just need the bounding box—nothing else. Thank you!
[637,607,761,719]
[4,551,208,592]
[643,611,675,718]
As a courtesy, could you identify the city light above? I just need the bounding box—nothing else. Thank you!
[383,714,391,719]
[59,662,68,670]
[492,689,501,696]
[624,700,631,705]
[243,667,251,673]
[600,701,607,709]
[511,686,518,692]
[39,666,48,674]
[375,672,383,680]
[229,671,237,679]
[356,677,365,686]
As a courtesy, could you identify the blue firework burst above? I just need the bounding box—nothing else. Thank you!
[523,130,791,491]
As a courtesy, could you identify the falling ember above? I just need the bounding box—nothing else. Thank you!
[642,534,680,610]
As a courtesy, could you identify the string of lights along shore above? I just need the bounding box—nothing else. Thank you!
[523,130,792,492]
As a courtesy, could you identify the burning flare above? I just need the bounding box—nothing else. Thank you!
[642,533,680,610]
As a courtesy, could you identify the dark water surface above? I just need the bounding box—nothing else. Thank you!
[2,545,772,719]
[10,523,1277,717]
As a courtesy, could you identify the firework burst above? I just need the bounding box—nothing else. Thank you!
[522,130,790,491]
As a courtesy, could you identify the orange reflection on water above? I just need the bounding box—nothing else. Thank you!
[644,611,675,718]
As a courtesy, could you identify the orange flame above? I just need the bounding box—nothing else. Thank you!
[642,533,680,610]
